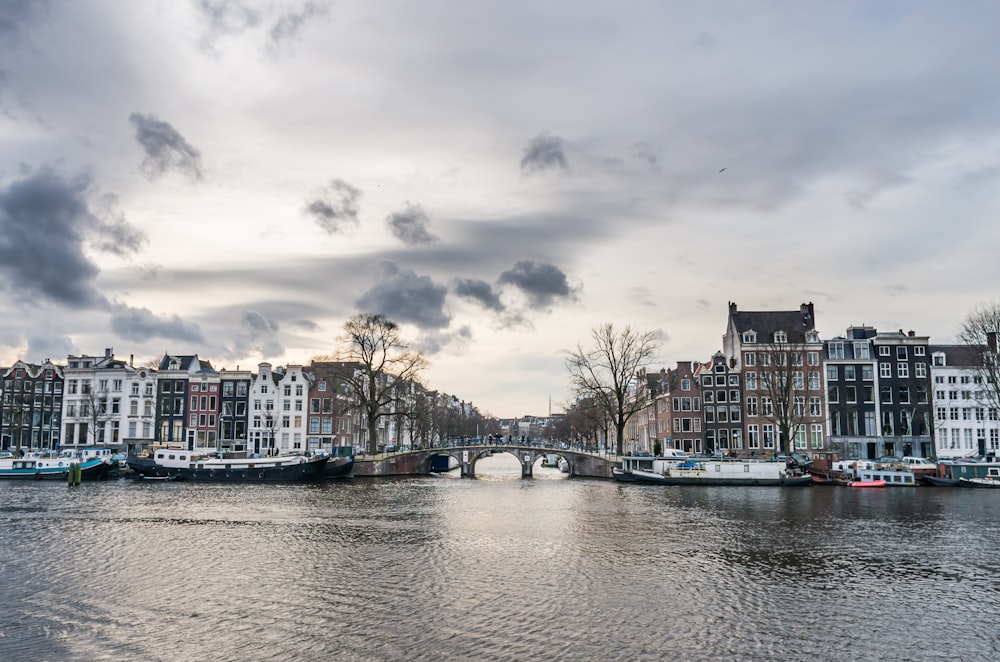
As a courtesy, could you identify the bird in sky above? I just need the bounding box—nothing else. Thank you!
[719,167,727,173]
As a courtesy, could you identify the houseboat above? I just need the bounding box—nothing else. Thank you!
[0,454,110,480]
[614,454,810,486]
[126,448,328,482]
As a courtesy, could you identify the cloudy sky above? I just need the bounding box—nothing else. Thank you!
[2,1,999,418]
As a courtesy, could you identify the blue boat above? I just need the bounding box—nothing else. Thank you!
[0,455,110,480]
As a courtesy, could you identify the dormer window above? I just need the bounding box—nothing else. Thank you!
[806,331,819,343]
[742,331,757,343]
[774,331,788,344]
[932,353,946,367]
[169,360,179,370]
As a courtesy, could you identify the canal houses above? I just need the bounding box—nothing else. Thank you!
[722,302,827,457]
[218,368,252,453]
[698,352,741,456]
[249,362,279,455]
[824,327,881,461]
[872,330,934,459]
[930,344,1000,459]
[664,361,704,455]
[0,359,63,452]
[60,349,157,454]
[155,353,215,450]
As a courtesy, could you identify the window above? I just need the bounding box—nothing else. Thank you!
[763,425,775,449]
[827,365,838,381]
[774,331,787,343]
[681,378,690,391]
[743,331,757,343]
[808,371,820,389]
[828,386,839,403]
[896,346,907,360]
[809,396,821,416]
[862,365,874,381]
[811,424,823,449]
[846,386,856,403]
[746,396,758,416]
[914,346,926,356]
[807,351,819,366]
[747,424,759,448]
[793,371,804,390]
[829,342,845,360]
[899,386,910,404]
[854,342,870,359]
[762,397,774,416]
[879,346,891,356]
[728,375,739,386]
[745,373,757,389]
[915,363,926,378]
[844,366,856,381]
[880,363,892,378]
[898,363,909,379]
[744,352,756,367]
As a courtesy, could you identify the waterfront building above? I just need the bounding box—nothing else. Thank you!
[824,327,880,460]
[307,361,363,452]
[0,359,63,451]
[156,353,215,450]
[61,349,157,453]
[722,302,826,456]
[274,364,310,452]
[698,352,740,456]
[663,361,704,454]
[248,362,279,455]
[218,369,252,452]
[930,344,1000,458]
[873,330,934,459]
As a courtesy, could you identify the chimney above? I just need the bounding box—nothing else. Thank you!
[729,301,738,315]
[129,354,133,367]
[105,347,113,359]
[988,332,998,354]
[908,330,915,337]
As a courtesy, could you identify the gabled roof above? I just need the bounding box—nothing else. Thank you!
[929,344,985,368]
[729,302,816,344]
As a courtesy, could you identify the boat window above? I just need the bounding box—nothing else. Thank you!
[744,464,750,472]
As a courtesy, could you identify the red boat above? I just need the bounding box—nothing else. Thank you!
[849,479,886,488]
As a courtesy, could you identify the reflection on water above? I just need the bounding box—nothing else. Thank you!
[1,471,999,661]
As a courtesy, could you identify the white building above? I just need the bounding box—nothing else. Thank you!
[61,349,157,452]
[930,345,1000,458]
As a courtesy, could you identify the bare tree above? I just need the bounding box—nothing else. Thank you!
[753,341,817,456]
[82,388,114,447]
[958,300,1000,412]
[335,314,429,454]
[564,323,660,456]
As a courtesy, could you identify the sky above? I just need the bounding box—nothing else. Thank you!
[2,1,1000,419]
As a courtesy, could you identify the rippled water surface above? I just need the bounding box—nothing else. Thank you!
[1,454,999,661]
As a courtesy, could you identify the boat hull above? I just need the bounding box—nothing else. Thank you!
[0,457,110,480]
[612,467,811,486]
[126,455,328,482]
[959,477,1000,488]
[323,455,354,478]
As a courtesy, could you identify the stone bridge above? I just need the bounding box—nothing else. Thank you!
[352,445,618,479]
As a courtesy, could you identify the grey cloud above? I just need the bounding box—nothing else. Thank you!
[0,168,145,309]
[520,132,569,174]
[497,260,577,309]
[268,1,330,49]
[193,0,260,42]
[224,309,284,359]
[303,179,362,234]
[26,333,76,362]
[453,278,504,312]
[242,310,279,334]
[0,0,49,42]
[89,193,147,257]
[110,304,205,344]
[415,325,472,356]
[386,203,438,246]
[356,262,450,329]
[129,112,205,182]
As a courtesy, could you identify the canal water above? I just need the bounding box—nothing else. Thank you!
[1,453,998,662]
